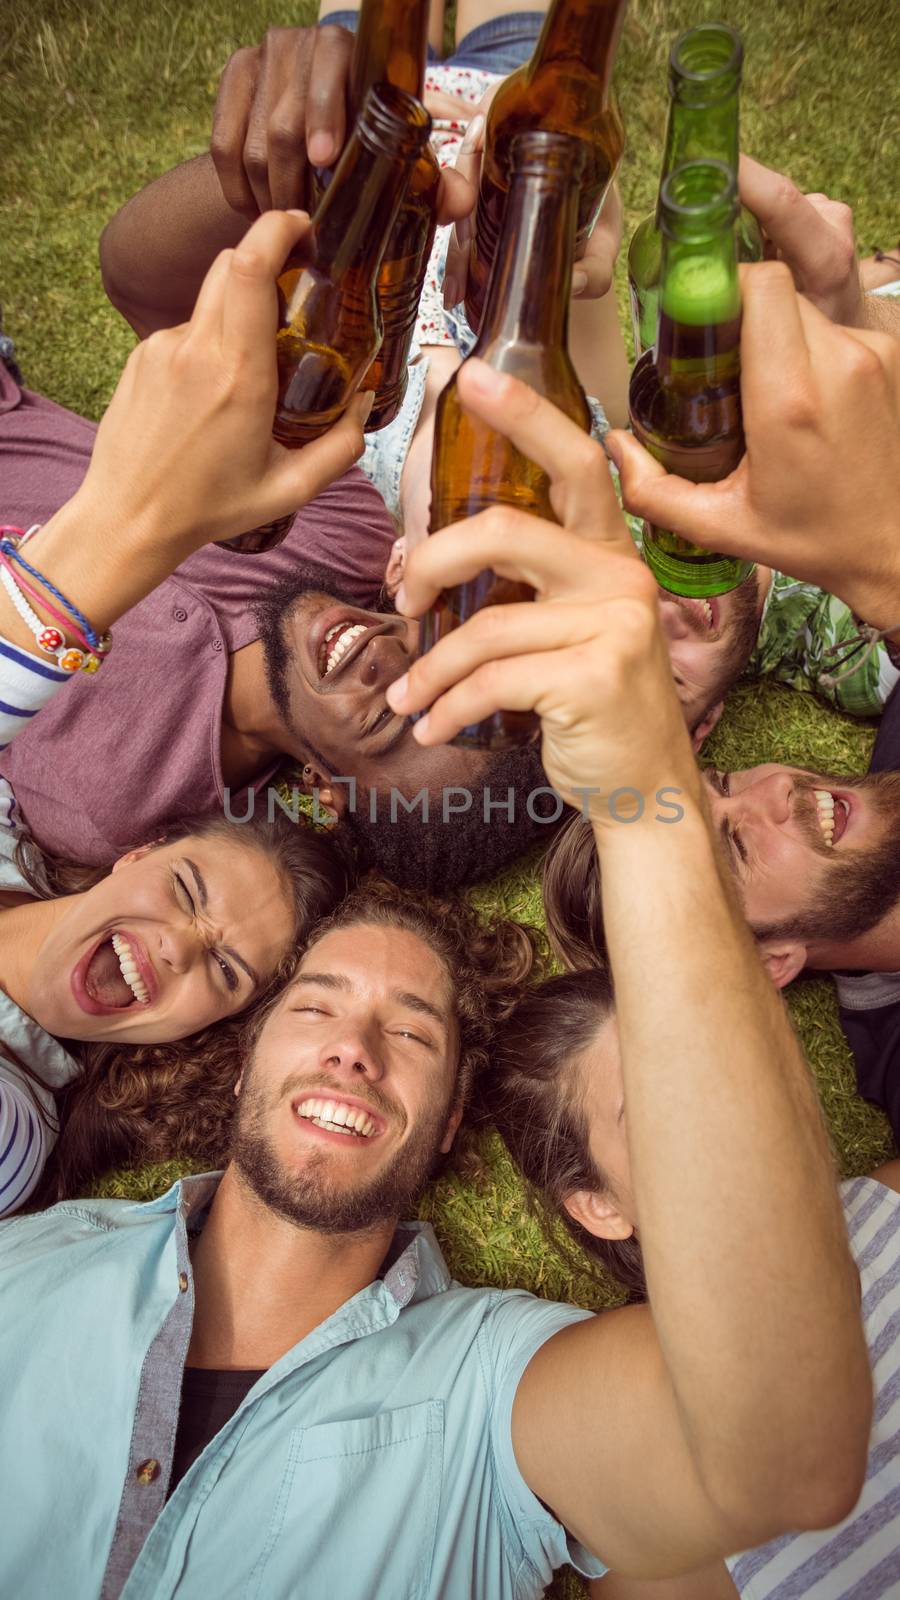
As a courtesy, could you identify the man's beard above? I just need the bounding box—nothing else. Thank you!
[756,771,900,945]
[254,559,393,732]
[230,1058,453,1235]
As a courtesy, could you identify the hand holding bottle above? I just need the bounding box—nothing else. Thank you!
[23,211,372,640]
[211,24,473,226]
[608,261,900,635]
[738,154,865,328]
[386,360,700,822]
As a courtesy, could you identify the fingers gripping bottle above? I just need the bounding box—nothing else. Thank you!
[464,0,626,334]
[221,83,430,552]
[628,159,756,598]
[627,22,763,356]
[422,131,591,751]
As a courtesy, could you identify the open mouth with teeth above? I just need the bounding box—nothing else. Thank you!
[318,621,371,679]
[75,930,152,1012]
[293,1095,381,1140]
[813,788,850,847]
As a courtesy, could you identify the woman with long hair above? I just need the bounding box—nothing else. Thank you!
[482,968,900,1599]
[0,211,370,1211]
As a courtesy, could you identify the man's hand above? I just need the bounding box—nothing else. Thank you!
[212,24,473,227]
[608,262,900,636]
[739,154,865,327]
[386,360,698,821]
[212,26,353,215]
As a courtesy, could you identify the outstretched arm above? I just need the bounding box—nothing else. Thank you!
[389,363,871,1578]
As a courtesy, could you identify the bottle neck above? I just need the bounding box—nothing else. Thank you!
[476,168,578,349]
[659,87,740,190]
[350,0,429,105]
[656,225,741,377]
[312,124,419,278]
[532,0,626,96]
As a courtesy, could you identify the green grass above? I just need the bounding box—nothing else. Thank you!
[3,7,899,1593]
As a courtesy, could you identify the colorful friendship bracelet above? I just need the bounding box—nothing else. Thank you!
[0,524,111,674]
[0,532,102,651]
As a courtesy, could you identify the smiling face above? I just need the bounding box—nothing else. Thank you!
[27,835,294,1043]
[702,764,900,955]
[657,572,765,743]
[259,573,497,805]
[229,923,463,1233]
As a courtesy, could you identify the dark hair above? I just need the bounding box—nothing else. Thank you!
[291,875,543,1112]
[541,812,607,970]
[28,811,353,1205]
[479,969,647,1300]
[343,749,566,891]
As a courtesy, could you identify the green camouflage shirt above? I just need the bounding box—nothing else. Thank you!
[748,572,899,717]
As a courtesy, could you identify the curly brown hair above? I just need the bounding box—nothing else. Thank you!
[478,968,647,1301]
[36,875,540,1205]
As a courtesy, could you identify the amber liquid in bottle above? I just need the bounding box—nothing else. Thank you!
[219,84,430,553]
[422,131,590,751]
[628,160,754,598]
[465,0,626,333]
[348,0,439,430]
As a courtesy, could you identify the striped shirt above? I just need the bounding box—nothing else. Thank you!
[727,1176,900,1599]
[0,634,68,802]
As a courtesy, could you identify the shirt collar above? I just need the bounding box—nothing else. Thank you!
[142,1174,453,1306]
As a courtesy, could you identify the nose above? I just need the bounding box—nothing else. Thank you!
[658,599,690,643]
[359,630,415,690]
[157,921,202,975]
[319,1020,386,1083]
[717,771,795,832]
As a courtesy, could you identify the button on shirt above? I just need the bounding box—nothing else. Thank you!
[0,1175,606,1599]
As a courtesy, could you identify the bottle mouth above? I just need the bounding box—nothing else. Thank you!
[508,129,586,183]
[660,159,738,241]
[358,82,432,159]
[669,22,743,105]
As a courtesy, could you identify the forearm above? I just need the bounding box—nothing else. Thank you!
[595,789,870,1529]
[99,155,249,336]
[569,290,630,430]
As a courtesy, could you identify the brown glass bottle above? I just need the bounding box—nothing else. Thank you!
[348,0,439,430]
[628,159,754,598]
[421,131,590,751]
[219,84,429,553]
[464,0,626,333]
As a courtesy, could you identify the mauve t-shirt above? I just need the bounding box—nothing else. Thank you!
[0,359,395,862]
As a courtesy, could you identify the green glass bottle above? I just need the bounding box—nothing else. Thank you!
[628,22,763,356]
[628,159,755,599]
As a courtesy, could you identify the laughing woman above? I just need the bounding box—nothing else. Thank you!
[0,211,370,1212]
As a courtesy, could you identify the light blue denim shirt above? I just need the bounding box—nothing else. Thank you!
[0,1173,606,1599]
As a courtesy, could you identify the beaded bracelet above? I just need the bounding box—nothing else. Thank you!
[0,532,101,651]
[2,556,92,650]
[0,562,107,674]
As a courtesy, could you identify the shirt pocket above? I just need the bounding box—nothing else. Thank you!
[244,1401,444,1600]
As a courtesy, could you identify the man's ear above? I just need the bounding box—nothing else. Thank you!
[110,842,158,874]
[758,938,808,989]
[297,758,349,820]
[439,1103,464,1156]
[691,700,724,752]
[564,1188,634,1242]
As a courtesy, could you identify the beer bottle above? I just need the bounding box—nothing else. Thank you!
[422,131,590,751]
[347,0,440,430]
[628,159,755,599]
[219,84,429,553]
[464,0,626,334]
[628,22,763,355]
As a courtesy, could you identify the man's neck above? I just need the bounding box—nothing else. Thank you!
[220,640,290,788]
[186,1166,399,1370]
[810,907,900,975]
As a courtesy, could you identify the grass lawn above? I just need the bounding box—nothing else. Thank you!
[3,2,899,1591]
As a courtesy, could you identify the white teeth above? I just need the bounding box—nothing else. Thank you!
[701,600,713,627]
[111,932,150,1003]
[324,623,367,676]
[294,1096,376,1138]
[813,789,835,846]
